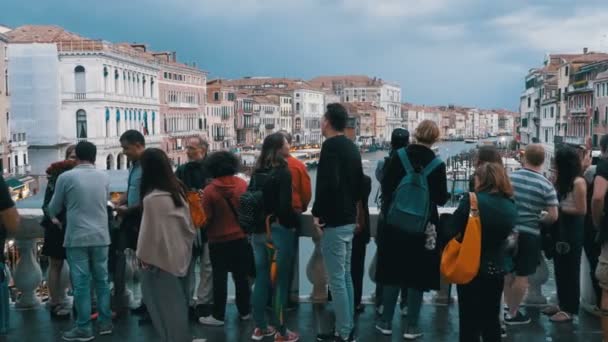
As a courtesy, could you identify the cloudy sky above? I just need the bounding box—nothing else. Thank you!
[3,0,608,110]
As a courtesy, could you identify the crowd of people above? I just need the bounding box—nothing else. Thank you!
[0,102,608,341]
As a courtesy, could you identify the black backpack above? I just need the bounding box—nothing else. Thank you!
[237,172,272,234]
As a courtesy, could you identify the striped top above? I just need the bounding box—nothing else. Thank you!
[510,168,558,235]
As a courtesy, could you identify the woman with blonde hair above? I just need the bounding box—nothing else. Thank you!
[375,120,449,340]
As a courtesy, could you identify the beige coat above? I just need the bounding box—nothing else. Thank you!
[136,190,195,277]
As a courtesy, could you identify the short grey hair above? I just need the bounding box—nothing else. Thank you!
[190,136,209,150]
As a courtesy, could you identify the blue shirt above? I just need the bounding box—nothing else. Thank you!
[48,164,110,247]
[127,161,142,207]
[510,168,559,235]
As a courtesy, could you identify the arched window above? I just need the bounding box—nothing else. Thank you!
[142,76,146,97]
[76,109,87,138]
[105,108,110,138]
[74,66,86,94]
[116,109,121,136]
[150,78,154,98]
[143,112,149,135]
[152,112,156,134]
[115,69,119,93]
[103,67,108,92]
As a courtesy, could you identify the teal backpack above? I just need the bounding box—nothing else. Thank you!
[386,148,443,234]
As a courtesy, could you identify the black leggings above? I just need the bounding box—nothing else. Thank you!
[209,239,253,320]
[457,274,503,342]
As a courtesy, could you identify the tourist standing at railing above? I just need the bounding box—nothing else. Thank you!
[250,132,300,342]
[580,146,603,314]
[504,144,558,325]
[113,130,146,320]
[592,134,608,341]
[375,120,448,340]
[374,128,409,317]
[450,163,517,342]
[542,146,587,323]
[48,141,113,341]
[375,129,410,313]
[278,130,312,311]
[465,144,509,337]
[135,148,204,342]
[313,104,364,342]
[468,145,503,192]
[176,136,213,320]
[41,144,76,319]
[199,151,252,327]
[0,174,20,335]
[352,174,371,314]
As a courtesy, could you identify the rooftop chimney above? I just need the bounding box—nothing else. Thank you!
[130,43,146,52]
[171,51,177,62]
[584,47,589,54]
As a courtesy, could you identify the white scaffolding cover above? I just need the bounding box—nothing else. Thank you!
[8,44,63,146]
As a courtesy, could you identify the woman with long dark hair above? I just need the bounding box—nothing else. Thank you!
[135,148,198,342]
[41,144,77,318]
[250,132,299,342]
[543,146,587,322]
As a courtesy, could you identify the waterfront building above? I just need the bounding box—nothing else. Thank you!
[252,94,281,142]
[6,25,162,173]
[206,79,237,150]
[293,87,324,145]
[309,75,402,140]
[593,70,608,147]
[154,50,207,166]
[0,31,24,175]
[342,102,387,145]
[235,94,258,145]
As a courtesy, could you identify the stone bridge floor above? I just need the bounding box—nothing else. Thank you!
[2,301,603,342]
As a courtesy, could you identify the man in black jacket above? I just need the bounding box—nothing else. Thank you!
[313,103,363,342]
[176,136,213,319]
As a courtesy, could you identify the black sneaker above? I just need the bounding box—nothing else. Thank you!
[504,311,531,325]
[316,331,336,341]
[501,325,507,338]
[131,304,147,315]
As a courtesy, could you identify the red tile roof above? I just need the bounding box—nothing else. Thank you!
[309,75,387,89]
[6,25,88,43]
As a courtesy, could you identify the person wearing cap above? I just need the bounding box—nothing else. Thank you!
[374,128,410,316]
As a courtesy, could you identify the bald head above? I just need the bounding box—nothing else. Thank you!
[524,144,545,168]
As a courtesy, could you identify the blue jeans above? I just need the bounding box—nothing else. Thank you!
[0,264,9,334]
[252,224,296,336]
[321,224,355,339]
[66,246,112,330]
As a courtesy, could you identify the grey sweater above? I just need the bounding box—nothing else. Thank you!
[48,164,110,248]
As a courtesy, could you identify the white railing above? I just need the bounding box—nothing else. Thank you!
[8,206,598,321]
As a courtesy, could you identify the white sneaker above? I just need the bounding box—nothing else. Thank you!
[401,306,408,316]
[240,314,251,321]
[192,339,207,342]
[199,316,225,327]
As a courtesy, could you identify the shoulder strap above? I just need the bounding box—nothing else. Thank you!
[223,196,239,221]
[469,192,479,214]
[397,148,414,174]
[422,157,443,177]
